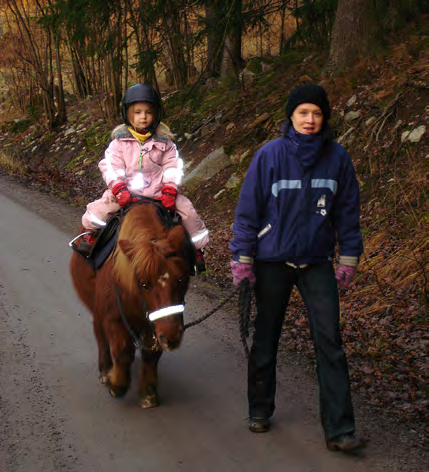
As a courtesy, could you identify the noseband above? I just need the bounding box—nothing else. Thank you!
[149,304,185,322]
[114,276,185,351]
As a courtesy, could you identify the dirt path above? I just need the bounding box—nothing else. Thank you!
[0,173,427,471]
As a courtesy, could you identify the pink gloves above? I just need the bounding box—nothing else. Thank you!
[112,182,137,208]
[335,264,357,288]
[230,261,256,287]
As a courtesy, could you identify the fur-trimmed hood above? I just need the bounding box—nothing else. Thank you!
[111,123,174,142]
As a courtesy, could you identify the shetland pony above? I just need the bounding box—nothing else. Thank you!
[70,202,192,408]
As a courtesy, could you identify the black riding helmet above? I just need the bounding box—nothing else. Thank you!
[121,83,162,132]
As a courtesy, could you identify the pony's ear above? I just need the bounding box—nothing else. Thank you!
[118,239,135,260]
[167,226,187,251]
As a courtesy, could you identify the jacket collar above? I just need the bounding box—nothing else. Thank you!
[286,125,324,168]
[112,124,170,144]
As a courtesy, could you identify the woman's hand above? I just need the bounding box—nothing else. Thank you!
[230,261,256,287]
[335,264,357,288]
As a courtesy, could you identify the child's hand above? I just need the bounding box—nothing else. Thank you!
[161,185,178,211]
[112,182,137,208]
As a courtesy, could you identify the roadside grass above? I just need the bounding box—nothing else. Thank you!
[0,150,25,175]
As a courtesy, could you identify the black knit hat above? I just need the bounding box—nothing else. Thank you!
[285,83,331,120]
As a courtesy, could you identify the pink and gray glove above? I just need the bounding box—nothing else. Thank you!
[230,261,256,287]
[335,264,357,288]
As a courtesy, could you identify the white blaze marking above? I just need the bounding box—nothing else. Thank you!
[158,272,170,288]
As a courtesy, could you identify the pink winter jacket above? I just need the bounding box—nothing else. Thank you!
[99,125,182,197]
[82,125,209,249]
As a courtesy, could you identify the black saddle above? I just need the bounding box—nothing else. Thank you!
[71,197,197,274]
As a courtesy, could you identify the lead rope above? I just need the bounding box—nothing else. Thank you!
[184,279,252,359]
[183,296,231,330]
[237,279,252,358]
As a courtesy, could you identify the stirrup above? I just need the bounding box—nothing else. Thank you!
[69,231,94,258]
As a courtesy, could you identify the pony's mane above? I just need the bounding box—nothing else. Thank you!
[112,204,183,292]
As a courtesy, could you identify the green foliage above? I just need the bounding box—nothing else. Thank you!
[246,57,263,74]
[42,132,55,143]
[26,103,43,123]
[285,0,338,50]
[1,118,33,135]
[375,0,429,32]
[272,107,286,122]
[256,72,275,88]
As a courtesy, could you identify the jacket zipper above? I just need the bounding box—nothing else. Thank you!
[139,144,149,170]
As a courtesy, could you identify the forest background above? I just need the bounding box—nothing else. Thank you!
[0,0,428,447]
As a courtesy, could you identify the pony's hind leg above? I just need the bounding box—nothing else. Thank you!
[105,321,135,398]
[93,319,112,384]
[139,349,163,409]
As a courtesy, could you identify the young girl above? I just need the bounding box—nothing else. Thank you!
[78,83,209,271]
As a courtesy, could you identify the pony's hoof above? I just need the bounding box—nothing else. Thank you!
[106,379,129,398]
[140,395,159,409]
[99,372,109,384]
[108,386,128,398]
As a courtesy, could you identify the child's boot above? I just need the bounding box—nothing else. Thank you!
[196,249,206,274]
[79,231,96,257]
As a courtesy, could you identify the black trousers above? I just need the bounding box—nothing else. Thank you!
[248,260,356,441]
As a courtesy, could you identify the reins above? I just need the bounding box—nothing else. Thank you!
[114,283,159,351]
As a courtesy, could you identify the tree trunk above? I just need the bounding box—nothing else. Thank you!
[162,0,187,88]
[279,1,287,52]
[324,0,376,75]
[54,38,66,125]
[205,1,223,77]
[220,0,243,76]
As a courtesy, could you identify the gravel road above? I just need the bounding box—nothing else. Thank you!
[0,173,427,472]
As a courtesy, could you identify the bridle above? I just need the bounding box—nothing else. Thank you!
[114,275,185,352]
[115,277,253,358]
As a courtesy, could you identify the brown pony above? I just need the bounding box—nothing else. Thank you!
[70,202,192,408]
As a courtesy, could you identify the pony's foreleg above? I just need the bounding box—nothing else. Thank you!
[139,349,163,409]
[93,319,112,384]
[105,321,135,398]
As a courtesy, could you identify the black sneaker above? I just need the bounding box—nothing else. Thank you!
[78,234,95,257]
[326,433,366,452]
[196,249,206,274]
[248,417,270,433]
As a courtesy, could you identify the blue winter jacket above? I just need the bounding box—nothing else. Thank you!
[230,126,363,265]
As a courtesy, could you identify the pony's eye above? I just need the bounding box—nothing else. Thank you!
[142,283,151,291]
